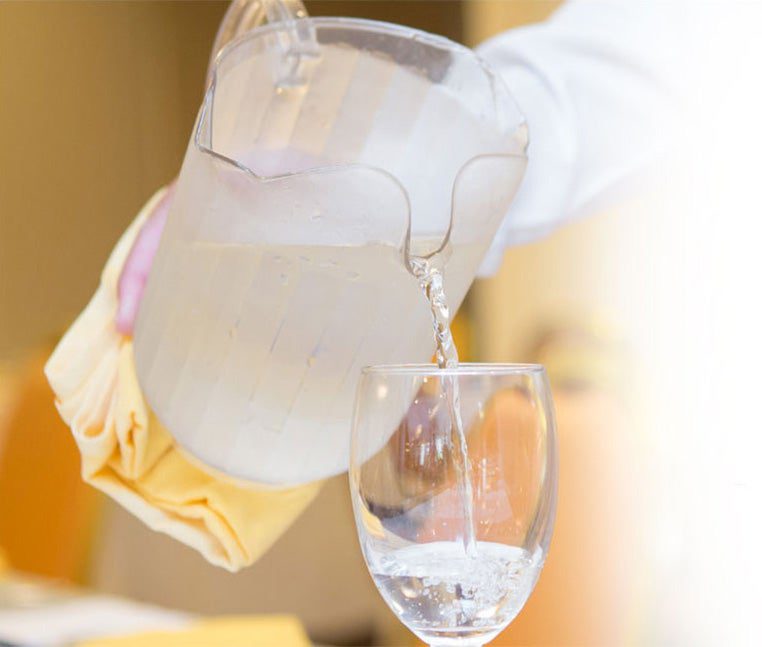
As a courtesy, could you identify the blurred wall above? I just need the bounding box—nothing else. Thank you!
[0,1,226,360]
[465,0,559,42]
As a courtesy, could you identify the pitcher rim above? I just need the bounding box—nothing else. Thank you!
[211,15,498,75]
[207,15,527,152]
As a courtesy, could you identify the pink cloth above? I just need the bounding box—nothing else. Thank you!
[115,182,175,335]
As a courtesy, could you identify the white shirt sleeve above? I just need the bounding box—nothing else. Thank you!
[477,0,692,274]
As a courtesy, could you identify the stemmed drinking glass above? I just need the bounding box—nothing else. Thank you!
[350,364,557,647]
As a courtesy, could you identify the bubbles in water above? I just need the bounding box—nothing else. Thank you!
[371,542,542,642]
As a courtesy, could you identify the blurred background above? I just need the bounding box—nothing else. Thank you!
[1,1,661,645]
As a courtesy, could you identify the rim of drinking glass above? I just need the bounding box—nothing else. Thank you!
[361,363,545,376]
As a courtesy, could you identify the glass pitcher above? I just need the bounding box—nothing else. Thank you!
[133,2,527,486]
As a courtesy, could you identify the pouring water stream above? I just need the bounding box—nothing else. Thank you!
[410,254,478,558]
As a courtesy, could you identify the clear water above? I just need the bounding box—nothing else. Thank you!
[410,256,477,557]
[135,239,484,485]
[371,541,542,646]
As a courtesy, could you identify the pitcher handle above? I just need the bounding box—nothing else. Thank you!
[207,0,318,88]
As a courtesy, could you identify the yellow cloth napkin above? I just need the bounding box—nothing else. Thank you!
[45,188,320,572]
[77,615,311,647]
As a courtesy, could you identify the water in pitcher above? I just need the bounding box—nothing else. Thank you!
[136,233,485,485]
